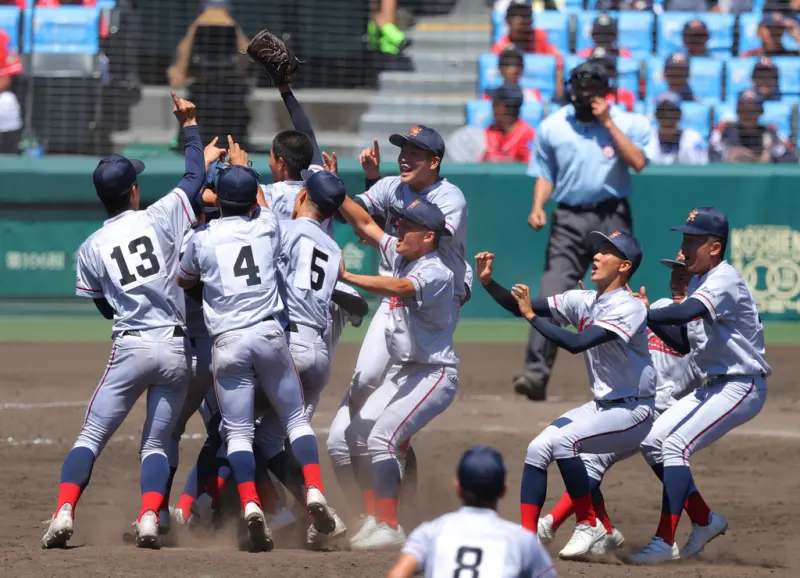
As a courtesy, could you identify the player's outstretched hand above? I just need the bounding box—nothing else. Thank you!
[227,135,249,167]
[527,208,547,231]
[171,91,197,127]
[577,279,585,290]
[511,284,535,320]
[627,284,650,309]
[204,137,226,170]
[359,139,381,180]
[474,251,495,286]
[322,151,338,174]
[338,249,349,281]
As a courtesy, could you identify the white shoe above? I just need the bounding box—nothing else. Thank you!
[537,515,555,545]
[558,520,607,559]
[266,506,296,533]
[610,527,625,549]
[135,510,160,549]
[681,512,728,558]
[243,501,274,552]
[42,504,74,549]
[350,522,405,550]
[306,486,336,535]
[630,536,680,564]
[306,509,347,551]
[349,515,377,547]
[170,505,189,526]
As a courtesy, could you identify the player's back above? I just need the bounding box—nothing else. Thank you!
[278,217,341,333]
[187,208,283,337]
[406,507,554,578]
[262,181,333,236]
[76,191,195,333]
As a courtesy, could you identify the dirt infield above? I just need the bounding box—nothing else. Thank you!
[0,342,798,578]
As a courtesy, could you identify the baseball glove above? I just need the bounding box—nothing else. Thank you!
[244,29,302,86]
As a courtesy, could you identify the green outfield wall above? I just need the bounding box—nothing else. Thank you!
[1,157,799,320]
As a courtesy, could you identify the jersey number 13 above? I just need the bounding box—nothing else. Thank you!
[102,228,167,291]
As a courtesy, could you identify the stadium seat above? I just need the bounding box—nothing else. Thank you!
[773,57,800,96]
[658,12,734,57]
[725,57,758,100]
[739,14,799,55]
[23,6,100,55]
[491,10,569,53]
[714,100,793,137]
[466,99,493,129]
[0,7,19,52]
[478,54,558,99]
[564,54,640,95]
[478,53,503,95]
[646,100,713,139]
[521,101,544,127]
[646,56,723,100]
[96,0,117,8]
[575,11,654,58]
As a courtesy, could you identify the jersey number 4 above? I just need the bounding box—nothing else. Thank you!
[110,236,160,286]
[233,245,262,286]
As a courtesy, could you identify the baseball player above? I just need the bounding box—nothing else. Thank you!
[335,196,460,550]
[386,446,556,578]
[326,126,468,542]
[177,157,338,552]
[477,230,656,559]
[631,207,770,564]
[538,251,705,553]
[42,94,214,550]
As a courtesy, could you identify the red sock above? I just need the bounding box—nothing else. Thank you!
[139,491,164,521]
[571,494,597,526]
[176,493,195,520]
[376,497,398,528]
[56,482,82,514]
[257,477,278,515]
[363,489,376,517]
[520,503,541,532]
[655,512,680,545]
[684,492,711,526]
[593,498,613,534]
[206,476,226,508]
[301,464,324,494]
[237,481,260,510]
[548,492,575,531]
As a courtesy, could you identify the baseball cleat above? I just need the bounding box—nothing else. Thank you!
[350,522,405,550]
[513,375,547,401]
[588,528,625,556]
[610,527,626,549]
[170,505,189,526]
[41,504,74,549]
[629,537,680,564]
[537,514,556,545]
[306,486,336,535]
[558,520,607,559]
[349,515,377,547]
[135,510,161,549]
[680,512,728,558]
[244,501,274,553]
[306,508,347,551]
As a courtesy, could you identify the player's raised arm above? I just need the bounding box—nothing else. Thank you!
[475,252,551,318]
[279,85,323,167]
[171,91,206,207]
[338,196,386,248]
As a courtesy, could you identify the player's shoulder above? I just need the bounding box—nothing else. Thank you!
[418,253,454,280]
[538,107,569,134]
[650,297,674,310]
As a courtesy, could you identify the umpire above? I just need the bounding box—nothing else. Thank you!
[515,59,651,401]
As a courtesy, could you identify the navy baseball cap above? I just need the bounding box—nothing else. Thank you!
[665,52,689,69]
[93,154,145,198]
[589,230,643,274]
[458,446,507,503]
[655,90,682,110]
[215,165,260,204]
[683,18,709,37]
[592,14,618,35]
[389,125,446,159]
[671,207,729,240]
[490,83,524,108]
[660,249,687,269]
[300,169,347,212]
[738,88,764,106]
[395,198,449,234]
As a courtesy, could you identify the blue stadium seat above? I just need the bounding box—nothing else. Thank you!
[575,11,654,58]
[478,53,503,95]
[738,14,799,55]
[466,99,493,129]
[491,10,568,53]
[646,56,723,100]
[564,54,640,94]
[646,100,713,138]
[23,6,100,54]
[96,0,117,8]
[714,100,793,136]
[0,7,20,52]
[658,12,734,57]
[522,54,556,97]
[521,101,544,127]
[773,57,800,96]
[564,0,583,11]
[725,57,758,100]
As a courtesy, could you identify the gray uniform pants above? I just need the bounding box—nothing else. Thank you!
[524,198,632,383]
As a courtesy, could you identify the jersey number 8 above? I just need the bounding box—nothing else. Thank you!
[454,547,483,578]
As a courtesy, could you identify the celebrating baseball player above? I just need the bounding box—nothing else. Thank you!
[386,446,556,578]
[631,207,770,563]
[477,230,656,559]
[334,195,460,550]
[42,94,217,550]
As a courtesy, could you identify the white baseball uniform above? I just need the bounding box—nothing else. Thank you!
[525,288,655,470]
[74,188,194,461]
[260,181,334,236]
[403,507,556,578]
[643,262,770,469]
[177,207,313,458]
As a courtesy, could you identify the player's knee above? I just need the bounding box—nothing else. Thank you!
[140,447,167,463]
[551,433,578,461]
[75,424,110,455]
[581,455,605,482]
[227,438,253,456]
[640,434,663,466]
[344,420,368,453]
[72,439,101,457]
[525,436,554,469]
[661,434,689,466]
[366,428,393,463]
[326,428,349,465]
[283,411,314,442]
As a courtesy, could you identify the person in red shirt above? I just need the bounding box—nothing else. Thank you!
[0,29,22,154]
[482,48,543,103]
[591,47,636,112]
[482,83,536,164]
[576,15,632,58]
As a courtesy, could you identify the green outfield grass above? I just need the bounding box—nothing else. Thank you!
[2,316,800,346]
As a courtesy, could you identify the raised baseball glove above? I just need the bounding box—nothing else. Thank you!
[244,29,302,86]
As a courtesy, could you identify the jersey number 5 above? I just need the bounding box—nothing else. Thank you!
[110,236,160,286]
[453,547,483,578]
[310,248,328,291]
[233,245,262,286]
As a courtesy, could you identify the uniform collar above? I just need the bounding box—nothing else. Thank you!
[593,285,627,305]
[104,209,134,225]
[697,260,727,282]
[458,506,499,516]
[296,216,323,228]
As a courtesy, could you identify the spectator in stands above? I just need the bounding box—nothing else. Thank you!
[683,19,711,57]
[576,15,632,58]
[663,52,696,101]
[751,56,782,101]
[742,12,800,57]
[483,48,543,103]
[0,29,21,154]
[646,92,708,164]
[483,83,536,164]
[368,0,409,57]
[595,0,653,10]
[710,89,798,163]
[592,48,635,112]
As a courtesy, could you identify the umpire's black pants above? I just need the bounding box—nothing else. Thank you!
[524,198,633,384]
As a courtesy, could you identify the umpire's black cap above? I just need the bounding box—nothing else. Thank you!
[458,446,507,503]
[215,165,260,204]
[93,154,145,198]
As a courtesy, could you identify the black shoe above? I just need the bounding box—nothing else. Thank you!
[513,374,547,401]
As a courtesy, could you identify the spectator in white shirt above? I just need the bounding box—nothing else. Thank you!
[646,91,708,165]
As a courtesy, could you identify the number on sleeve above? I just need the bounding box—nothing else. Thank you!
[233,245,263,286]
[310,248,329,291]
[453,547,483,578]
[108,235,163,287]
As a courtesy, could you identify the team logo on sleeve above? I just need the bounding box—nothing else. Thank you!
[687,209,698,222]
[602,145,616,159]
